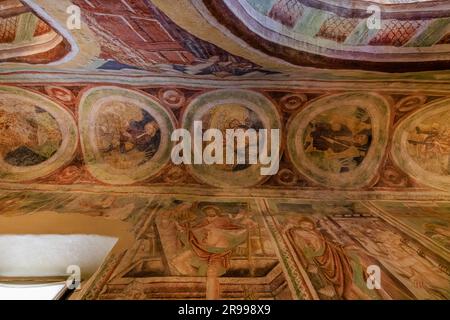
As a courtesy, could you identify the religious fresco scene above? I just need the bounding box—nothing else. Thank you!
[303,106,372,173]
[266,199,449,300]
[0,95,62,167]
[0,0,449,300]
[86,197,292,300]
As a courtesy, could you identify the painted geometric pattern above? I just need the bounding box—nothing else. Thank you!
[369,19,424,47]
[268,0,304,28]
[438,33,450,45]
[0,16,19,43]
[72,0,262,75]
[316,16,359,43]
[33,19,52,37]
[73,0,196,66]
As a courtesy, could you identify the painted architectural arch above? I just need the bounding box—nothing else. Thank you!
[0,86,78,181]
[392,98,450,191]
[287,92,390,188]
[193,0,450,72]
[182,89,282,188]
[79,86,176,185]
[0,0,73,64]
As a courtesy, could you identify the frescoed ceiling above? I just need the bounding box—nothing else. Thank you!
[189,0,450,71]
[0,0,71,63]
[1,0,450,78]
[69,0,272,77]
[69,0,450,72]
[0,0,449,301]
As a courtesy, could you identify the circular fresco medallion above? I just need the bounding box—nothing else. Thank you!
[392,98,450,191]
[79,86,175,184]
[287,93,390,188]
[182,90,281,187]
[0,86,78,181]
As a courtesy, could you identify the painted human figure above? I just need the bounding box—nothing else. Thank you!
[207,106,258,171]
[171,56,263,77]
[100,109,161,165]
[305,127,372,172]
[285,217,373,299]
[408,124,450,174]
[0,107,61,166]
[360,227,450,300]
[189,205,247,299]
[120,119,160,162]
[167,203,248,299]
[304,111,372,173]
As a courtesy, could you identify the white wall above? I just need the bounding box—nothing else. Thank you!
[0,234,117,279]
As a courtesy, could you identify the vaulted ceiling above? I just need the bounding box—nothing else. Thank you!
[2,0,450,76]
[202,0,450,71]
[0,0,70,63]
[0,0,449,301]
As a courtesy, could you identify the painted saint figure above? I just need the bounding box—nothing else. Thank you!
[303,107,372,173]
[284,217,374,299]
[160,202,250,299]
[203,105,263,172]
[119,118,161,164]
[97,106,161,167]
[408,124,450,175]
[357,226,450,300]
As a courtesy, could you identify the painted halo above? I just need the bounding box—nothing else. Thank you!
[79,86,175,184]
[0,86,78,181]
[287,92,390,188]
[182,89,282,187]
[391,98,450,191]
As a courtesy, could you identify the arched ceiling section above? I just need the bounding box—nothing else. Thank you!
[0,0,72,64]
[0,0,449,81]
[199,0,450,72]
[69,0,272,76]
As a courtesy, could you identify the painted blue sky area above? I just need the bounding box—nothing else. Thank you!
[98,60,144,71]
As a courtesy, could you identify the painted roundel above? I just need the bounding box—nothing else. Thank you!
[287,93,390,188]
[182,89,281,187]
[0,86,78,181]
[79,86,176,185]
[391,98,450,191]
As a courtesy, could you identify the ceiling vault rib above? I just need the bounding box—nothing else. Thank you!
[0,5,30,19]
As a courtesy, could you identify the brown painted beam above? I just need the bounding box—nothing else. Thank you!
[0,5,30,19]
